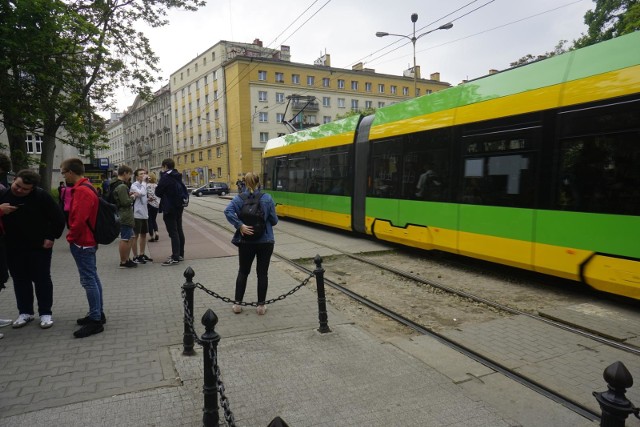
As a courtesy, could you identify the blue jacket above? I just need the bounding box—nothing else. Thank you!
[224,190,278,245]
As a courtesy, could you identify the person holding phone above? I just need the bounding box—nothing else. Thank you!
[0,170,65,330]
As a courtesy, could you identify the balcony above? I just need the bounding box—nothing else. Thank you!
[291,100,319,111]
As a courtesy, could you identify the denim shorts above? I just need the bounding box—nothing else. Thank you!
[120,225,134,241]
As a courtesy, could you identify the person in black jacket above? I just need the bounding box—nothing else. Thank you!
[154,158,185,266]
[0,170,65,329]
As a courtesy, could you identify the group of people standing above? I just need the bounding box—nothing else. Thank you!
[0,156,278,341]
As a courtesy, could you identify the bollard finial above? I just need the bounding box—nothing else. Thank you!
[603,361,634,390]
[314,254,323,268]
[202,308,219,331]
[183,266,195,282]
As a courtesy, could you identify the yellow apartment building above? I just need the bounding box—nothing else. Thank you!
[170,39,450,187]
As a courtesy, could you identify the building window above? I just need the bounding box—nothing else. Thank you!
[378,101,385,108]
[365,100,372,109]
[307,76,315,86]
[259,112,268,123]
[338,98,345,108]
[212,52,215,61]
[323,116,331,124]
[322,97,330,107]
[292,74,300,84]
[276,72,284,82]
[214,109,219,119]
[390,85,397,94]
[217,167,222,178]
[190,153,195,162]
[351,99,359,110]
[322,77,330,87]
[276,113,284,123]
[338,79,345,89]
[365,82,372,92]
[258,91,267,102]
[426,89,432,95]
[199,151,203,161]
[214,90,218,100]
[403,87,409,96]
[215,128,221,138]
[25,134,42,154]
[260,132,269,142]
[276,92,285,103]
[351,81,358,90]
[415,88,420,96]
[378,84,385,93]
[208,149,212,160]
[258,70,267,81]
[216,147,221,157]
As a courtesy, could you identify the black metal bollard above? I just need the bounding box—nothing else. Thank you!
[201,309,221,427]
[593,361,637,426]
[314,255,331,333]
[182,267,197,356]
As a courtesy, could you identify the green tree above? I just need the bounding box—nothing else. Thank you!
[574,0,640,48]
[509,1,639,67]
[0,0,204,190]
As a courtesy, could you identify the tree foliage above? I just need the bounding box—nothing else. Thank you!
[0,0,204,189]
[509,1,639,67]
[574,0,640,48]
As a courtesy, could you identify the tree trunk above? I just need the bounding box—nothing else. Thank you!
[39,115,59,191]
[3,110,30,173]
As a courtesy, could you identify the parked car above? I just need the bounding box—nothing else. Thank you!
[193,182,229,197]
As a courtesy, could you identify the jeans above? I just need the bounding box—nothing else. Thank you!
[163,209,185,260]
[7,247,54,316]
[235,243,274,304]
[70,244,103,321]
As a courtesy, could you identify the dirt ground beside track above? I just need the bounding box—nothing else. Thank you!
[281,250,594,341]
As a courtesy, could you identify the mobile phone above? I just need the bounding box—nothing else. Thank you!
[12,203,24,207]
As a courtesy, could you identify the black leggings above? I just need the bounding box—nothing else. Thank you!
[235,243,274,304]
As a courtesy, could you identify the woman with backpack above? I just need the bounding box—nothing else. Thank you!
[224,172,278,315]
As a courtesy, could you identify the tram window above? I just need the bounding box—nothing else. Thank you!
[556,132,640,215]
[274,157,288,191]
[370,138,402,198]
[308,149,351,195]
[404,130,451,201]
[461,154,535,207]
[263,158,275,190]
[288,157,308,193]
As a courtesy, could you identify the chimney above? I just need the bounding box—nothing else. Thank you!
[352,62,363,71]
[430,72,440,82]
[489,69,498,75]
[253,38,263,47]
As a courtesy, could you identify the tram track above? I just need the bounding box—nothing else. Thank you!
[189,198,640,356]
[187,198,639,421]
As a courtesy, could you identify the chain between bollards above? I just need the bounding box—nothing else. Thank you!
[182,267,197,356]
[314,255,331,333]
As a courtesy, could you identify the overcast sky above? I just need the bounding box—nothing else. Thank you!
[110,0,594,113]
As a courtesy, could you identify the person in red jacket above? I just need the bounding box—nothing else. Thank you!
[61,158,105,338]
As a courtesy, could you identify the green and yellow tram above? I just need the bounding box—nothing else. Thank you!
[263,32,640,300]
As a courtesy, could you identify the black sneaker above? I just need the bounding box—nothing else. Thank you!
[119,259,137,268]
[140,254,153,263]
[133,256,146,264]
[77,312,107,325]
[161,257,179,266]
[178,256,184,261]
[73,321,104,338]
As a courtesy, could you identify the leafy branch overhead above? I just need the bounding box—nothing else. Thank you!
[510,0,640,67]
[0,0,204,190]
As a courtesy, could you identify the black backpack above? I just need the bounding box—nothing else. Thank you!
[239,192,265,241]
[82,184,120,245]
[174,178,189,208]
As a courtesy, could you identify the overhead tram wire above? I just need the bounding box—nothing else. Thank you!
[411,0,587,59]
[199,0,333,121]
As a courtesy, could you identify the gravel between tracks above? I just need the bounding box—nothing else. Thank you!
[281,249,594,341]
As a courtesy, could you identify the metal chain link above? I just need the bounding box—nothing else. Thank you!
[209,344,236,426]
[180,272,314,426]
[194,271,315,307]
[181,289,205,346]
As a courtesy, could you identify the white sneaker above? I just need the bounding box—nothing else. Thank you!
[0,318,12,328]
[12,313,34,328]
[40,315,54,329]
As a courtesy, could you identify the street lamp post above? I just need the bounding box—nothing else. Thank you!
[377,14,453,97]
